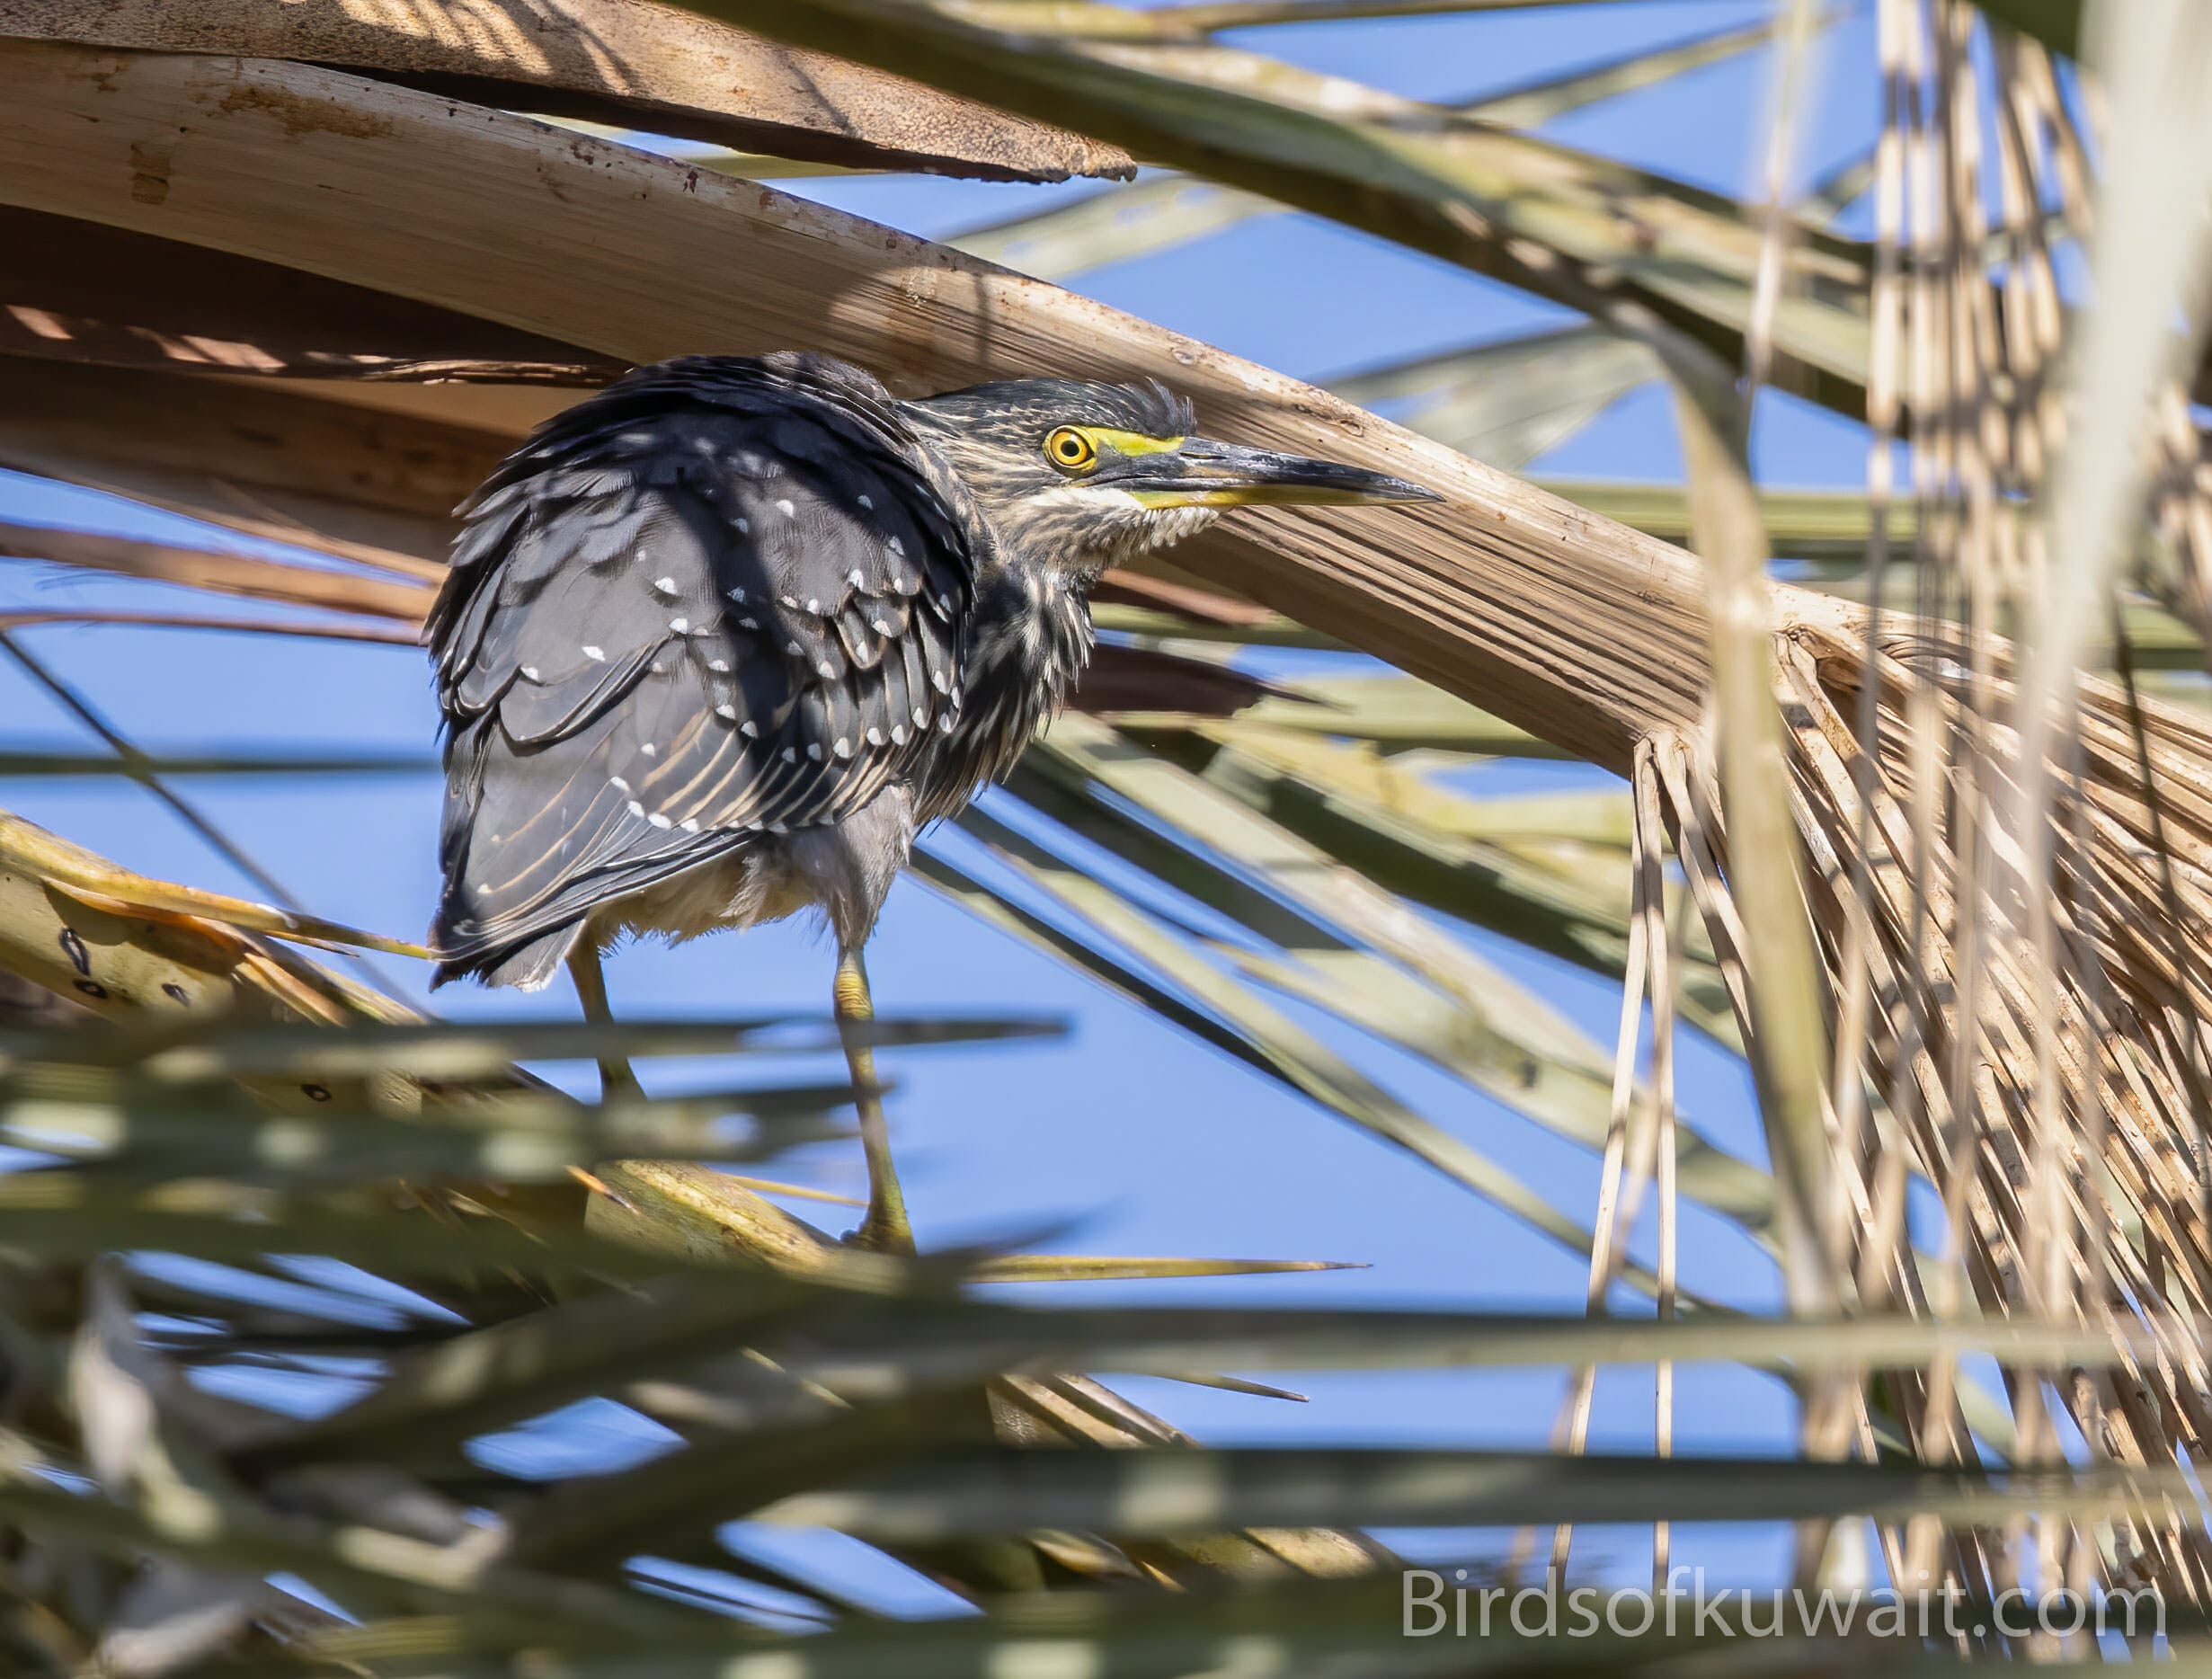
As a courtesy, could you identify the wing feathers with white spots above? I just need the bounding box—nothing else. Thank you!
[425,356,974,976]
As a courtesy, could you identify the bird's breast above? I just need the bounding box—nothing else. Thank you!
[915,561,1094,822]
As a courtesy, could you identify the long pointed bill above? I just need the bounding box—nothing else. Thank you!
[1124,438,1441,509]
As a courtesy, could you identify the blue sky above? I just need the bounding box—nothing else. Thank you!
[1,0,1888,1610]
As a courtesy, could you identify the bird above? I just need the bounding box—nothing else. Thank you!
[425,351,1437,1251]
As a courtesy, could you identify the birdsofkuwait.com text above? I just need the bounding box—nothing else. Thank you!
[1404,1568,2163,1642]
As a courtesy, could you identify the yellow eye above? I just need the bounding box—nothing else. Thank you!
[1044,426,1097,473]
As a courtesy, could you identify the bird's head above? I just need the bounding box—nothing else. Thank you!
[901,378,1438,577]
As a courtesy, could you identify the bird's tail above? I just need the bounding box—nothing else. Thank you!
[429,922,582,992]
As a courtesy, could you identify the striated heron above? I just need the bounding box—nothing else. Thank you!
[426,352,1436,1251]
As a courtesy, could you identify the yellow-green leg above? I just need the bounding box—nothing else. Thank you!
[835,945,911,1255]
[567,941,638,1102]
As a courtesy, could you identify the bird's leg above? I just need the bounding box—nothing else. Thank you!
[834,945,911,1255]
[566,941,638,1102]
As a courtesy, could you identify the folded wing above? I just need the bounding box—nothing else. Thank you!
[426,356,973,982]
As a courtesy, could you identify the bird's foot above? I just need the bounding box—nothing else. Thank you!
[841,1213,915,1257]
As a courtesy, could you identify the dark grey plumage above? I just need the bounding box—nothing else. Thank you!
[427,352,1434,992]
[430,356,1056,986]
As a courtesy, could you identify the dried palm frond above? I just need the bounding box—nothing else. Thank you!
[0,0,1133,181]
[1558,0,2212,1612]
